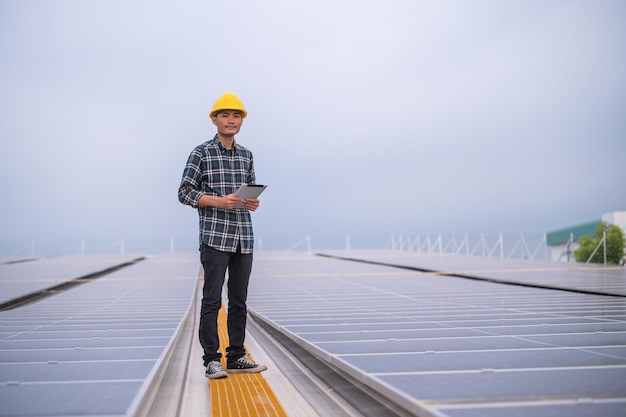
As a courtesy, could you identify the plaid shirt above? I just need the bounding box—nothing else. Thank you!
[178,135,256,254]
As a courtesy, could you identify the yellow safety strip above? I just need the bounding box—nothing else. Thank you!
[210,305,288,417]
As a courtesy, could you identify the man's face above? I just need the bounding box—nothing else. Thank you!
[212,110,243,136]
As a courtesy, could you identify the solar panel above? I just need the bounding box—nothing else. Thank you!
[0,253,199,417]
[0,255,145,304]
[319,250,626,296]
[247,250,626,417]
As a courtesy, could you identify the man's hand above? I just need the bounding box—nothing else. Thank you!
[241,197,260,211]
[196,194,259,210]
[220,194,243,209]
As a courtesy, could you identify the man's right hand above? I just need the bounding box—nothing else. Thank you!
[220,194,243,209]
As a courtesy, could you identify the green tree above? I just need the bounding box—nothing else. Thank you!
[574,222,625,265]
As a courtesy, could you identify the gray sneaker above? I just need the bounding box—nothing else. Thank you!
[205,361,228,379]
[226,356,267,374]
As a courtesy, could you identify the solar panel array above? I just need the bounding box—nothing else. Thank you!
[323,250,626,296]
[0,255,144,304]
[247,250,626,417]
[0,254,199,417]
[2,249,625,417]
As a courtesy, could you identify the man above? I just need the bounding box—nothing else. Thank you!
[178,92,267,379]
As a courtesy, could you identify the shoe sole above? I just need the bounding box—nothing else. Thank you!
[206,371,228,379]
[227,365,267,374]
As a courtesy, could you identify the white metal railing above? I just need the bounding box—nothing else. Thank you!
[586,230,607,265]
[386,233,548,261]
[558,233,575,262]
[287,236,312,253]
[4,234,554,261]
[10,241,35,257]
[5,239,129,258]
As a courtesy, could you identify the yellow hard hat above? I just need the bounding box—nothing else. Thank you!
[209,92,247,119]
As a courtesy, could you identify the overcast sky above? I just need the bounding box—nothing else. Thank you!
[1,0,625,253]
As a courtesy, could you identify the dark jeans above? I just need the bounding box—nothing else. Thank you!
[199,244,253,366]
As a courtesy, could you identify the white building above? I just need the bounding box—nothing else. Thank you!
[546,211,626,262]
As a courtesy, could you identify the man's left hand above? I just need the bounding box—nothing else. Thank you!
[241,198,260,211]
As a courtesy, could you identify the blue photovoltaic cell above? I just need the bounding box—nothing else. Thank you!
[442,401,626,417]
[0,382,142,417]
[378,367,626,400]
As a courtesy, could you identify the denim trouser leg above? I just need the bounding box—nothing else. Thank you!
[225,249,252,360]
[199,244,252,366]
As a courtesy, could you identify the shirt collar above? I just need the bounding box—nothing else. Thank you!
[213,134,238,155]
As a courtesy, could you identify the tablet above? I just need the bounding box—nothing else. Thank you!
[233,184,267,208]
